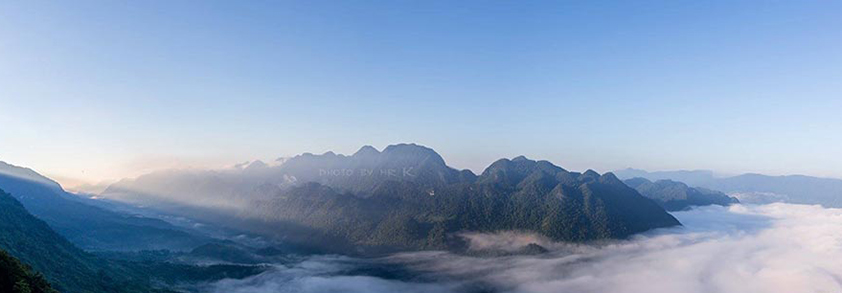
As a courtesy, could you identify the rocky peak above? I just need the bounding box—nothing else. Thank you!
[352,145,381,157]
[598,172,624,185]
[511,155,530,162]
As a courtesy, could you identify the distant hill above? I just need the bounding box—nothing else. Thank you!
[101,143,477,209]
[613,169,717,186]
[103,144,680,255]
[0,188,266,292]
[0,161,206,251]
[276,143,477,194]
[623,178,738,211]
[0,188,154,292]
[614,168,842,207]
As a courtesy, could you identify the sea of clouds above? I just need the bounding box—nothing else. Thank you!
[206,203,842,293]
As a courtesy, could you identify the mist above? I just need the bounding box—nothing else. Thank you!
[205,203,842,293]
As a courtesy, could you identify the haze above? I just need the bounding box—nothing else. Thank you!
[1,1,841,187]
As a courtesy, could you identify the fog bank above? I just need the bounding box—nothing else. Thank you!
[207,203,842,293]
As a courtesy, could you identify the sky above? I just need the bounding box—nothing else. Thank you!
[1,0,841,187]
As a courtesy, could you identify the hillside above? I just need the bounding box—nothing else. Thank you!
[623,178,738,211]
[0,188,154,292]
[0,161,206,251]
[0,188,266,292]
[104,144,681,255]
[0,249,56,293]
[614,168,842,207]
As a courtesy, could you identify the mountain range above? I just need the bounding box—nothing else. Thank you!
[100,144,681,254]
[0,144,696,290]
[623,178,739,211]
[1,187,267,292]
[614,168,842,207]
[0,161,207,251]
[9,143,807,292]
[0,187,156,292]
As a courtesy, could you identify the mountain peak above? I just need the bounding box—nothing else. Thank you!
[623,177,653,188]
[512,155,530,162]
[381,143,447,166]
[598,172,624,185]
[580,170,601,181]
[353,145,380,157]
[382,143,432,153]
[478,156,569,188]
[271,143,468,194]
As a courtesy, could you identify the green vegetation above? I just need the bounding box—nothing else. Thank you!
[236,147,681,254]
[0,161,206,252]
[0,249,56,293]
[101,144,681,255]
[0,188,128,292]
[0,188,265,292]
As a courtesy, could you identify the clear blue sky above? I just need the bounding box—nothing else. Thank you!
[1,1,841,186]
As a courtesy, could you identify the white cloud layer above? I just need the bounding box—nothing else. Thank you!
[207,203,842,293]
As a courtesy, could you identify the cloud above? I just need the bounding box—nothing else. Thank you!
[458,231,554,252]
[205,203,842,293]
[730,191,791,205]
[204,255,455,293]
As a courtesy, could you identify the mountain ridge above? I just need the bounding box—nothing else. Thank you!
[100,144,681,255]
[624,177,738,211]
[614,168,842,207]
[0,161,207,251]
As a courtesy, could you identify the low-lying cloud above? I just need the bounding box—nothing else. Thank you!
[206,203,842,293]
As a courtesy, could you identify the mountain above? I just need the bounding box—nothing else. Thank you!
[614,168,842,207]
[103,144,681,255]
[623,178,738,211]
[101,163,293,211]
[0,188,154,292]
[0,161,206,251]
[0,162,63,191]
[613,168,717,186]
[101,143,477,209]
[0,249,56,293]
[274,143,477,195]
[1,188,266,292]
